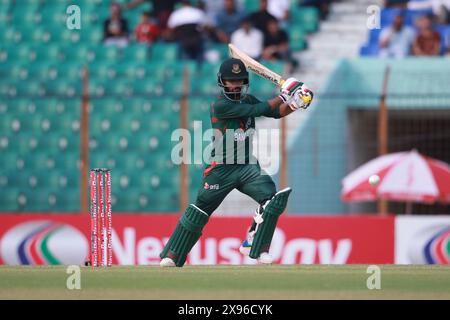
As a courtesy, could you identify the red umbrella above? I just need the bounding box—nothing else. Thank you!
[341,150,450,205]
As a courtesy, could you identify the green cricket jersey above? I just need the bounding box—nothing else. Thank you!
[207,93,281,165]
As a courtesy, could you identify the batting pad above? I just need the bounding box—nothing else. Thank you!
[249,188,292,259]
[160,204,209,267]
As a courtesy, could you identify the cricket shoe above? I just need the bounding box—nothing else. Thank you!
[160,257,176,267]
[239,230,255,256]
[257,252,273,264]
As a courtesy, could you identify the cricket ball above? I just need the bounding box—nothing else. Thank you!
[369,175,380,186]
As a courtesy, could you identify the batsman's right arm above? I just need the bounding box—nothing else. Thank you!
[267,97,296,118]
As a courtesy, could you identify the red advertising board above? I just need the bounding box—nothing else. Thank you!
[0,214,394,265]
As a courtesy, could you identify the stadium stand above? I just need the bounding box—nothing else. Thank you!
[0,0,320,212]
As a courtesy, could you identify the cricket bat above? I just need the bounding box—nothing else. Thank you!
[228,43,285,87]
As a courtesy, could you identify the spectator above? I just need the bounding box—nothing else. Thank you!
[103,2,130,48]
[231,17,264,60]
[412,15,441,56]
[167,0,207,63]
[262,18,298,71]
[447,29,450,55]
[214,0,246,43]
[384,0,409,9]
[200,0,245,26]
[124,0,179,39]
[267,0,290,25]
[408,0,450,23]
[435,3,450,24]
[135,11,160,44]
[299,0,330,20]
[249,0,277,38]
[378,14,415,58]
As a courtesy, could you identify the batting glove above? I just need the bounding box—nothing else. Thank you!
[288,86,314,110]
[280,77,303,97]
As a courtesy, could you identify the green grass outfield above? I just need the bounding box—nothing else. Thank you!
[0,265,449,299]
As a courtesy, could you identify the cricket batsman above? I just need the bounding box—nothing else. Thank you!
[160,58,313,267]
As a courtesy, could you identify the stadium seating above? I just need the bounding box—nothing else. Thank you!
[0,0,318,212]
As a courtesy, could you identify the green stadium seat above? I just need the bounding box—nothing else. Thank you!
[11,113,44,133]
[5,45,37,63]
[0,0,12,7]
[188,97,210,119]
[88,62,118,80]
[250,78,276,96]
[60,45,91,63]
[39,5,68,26]
[52,152,79,171]
[107,79,135,96]
[23,27,54,44]
[0,11,11,26]
[0,114,14,134]
[18,190,53,212]
[113,189,142,211]
[199,63,220,78]
[194,78,218,95]
[113,153,147,172]
[137,171,163,190]
[133,78,162,96]
[30,171,63,189]
[90,46,123,63]
[11,80,46,97]
[38,132,76,152]
[45,79,81,97]
[244,0,260,11]
[163,79,184,96]
[90,97,124,115]
[290,28,306,51]
[127,132,162,152]
[123,44,150,63]
[62,172,81,189]
[0,28,23,44]
[88,78,108,97]
[151,43,178,61]
[54,64,83,81]
[11,7,41,27]
[0,189,20,211]
[90,152,113,169]
[93,133,129,153]
[23,152,55,171]
[54,28,82,44]
[34,44,64,62]
[52,189,80,212]
[7,98,34,114]
[8,171,35,189]
[0,152,18,172]
[79,28,103,43]
[291,7,319,33]
[127,97,154,114]
[26,63,55,81]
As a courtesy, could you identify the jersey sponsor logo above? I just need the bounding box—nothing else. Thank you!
[204,182,220,190]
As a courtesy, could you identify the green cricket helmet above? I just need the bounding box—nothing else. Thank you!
[217,58,249,101]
